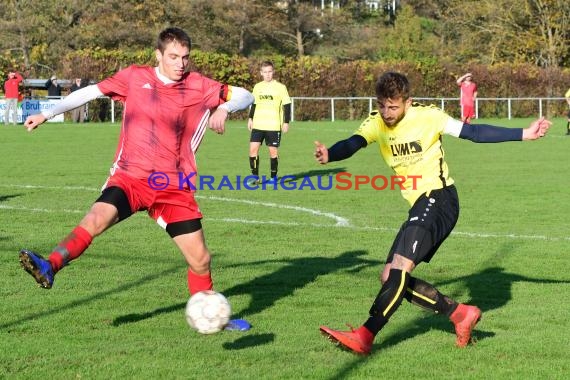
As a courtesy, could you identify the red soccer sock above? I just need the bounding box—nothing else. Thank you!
[48,226,93,272]
[187,268,213,295]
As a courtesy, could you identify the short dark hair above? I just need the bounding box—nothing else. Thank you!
[261,60,274,69]
[375,72,411,100]
[157,27,191,53]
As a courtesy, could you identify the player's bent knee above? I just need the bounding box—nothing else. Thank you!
[391,254,415,272]
[186,249,211,273]
[380,264,392,284]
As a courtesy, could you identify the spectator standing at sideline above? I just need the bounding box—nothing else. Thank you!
[45,75,62,98]
[456,73,478,123]
[3,69,23,125]
[70,77,87,122]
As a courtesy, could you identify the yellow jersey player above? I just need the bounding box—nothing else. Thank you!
[315,71,551,355]
[247,61,291,185]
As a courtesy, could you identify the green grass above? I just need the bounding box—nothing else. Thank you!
[1,118,569,379]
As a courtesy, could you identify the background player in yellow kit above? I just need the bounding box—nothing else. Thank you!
[315,71,551,355]
[247,61,291,185]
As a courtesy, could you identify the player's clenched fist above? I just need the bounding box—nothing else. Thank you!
[314,141,329,164]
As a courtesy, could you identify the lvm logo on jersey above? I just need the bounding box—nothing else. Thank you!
[390,140,423,156]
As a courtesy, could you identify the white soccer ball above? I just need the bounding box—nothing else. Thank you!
[185,290,231,334]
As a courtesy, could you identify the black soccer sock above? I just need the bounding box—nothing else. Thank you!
[249,156,259,176]
[404,276,458,316]
[566,121,570,133]
[270,157,278,178]
[363,269,410,336]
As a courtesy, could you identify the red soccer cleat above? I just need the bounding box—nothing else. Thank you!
[320,325,373,355]
[450,304,482,348]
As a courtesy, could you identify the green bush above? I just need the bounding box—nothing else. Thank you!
[4,49,569,120]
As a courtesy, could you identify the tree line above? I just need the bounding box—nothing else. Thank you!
[2,0,568,72]
[1,0,569,119]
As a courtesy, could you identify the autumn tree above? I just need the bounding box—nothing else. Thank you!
[436,0,569,67]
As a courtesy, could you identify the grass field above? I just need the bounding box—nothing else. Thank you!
[1,118,569,379]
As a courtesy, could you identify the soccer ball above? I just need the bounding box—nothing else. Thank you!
[185,290,231,334]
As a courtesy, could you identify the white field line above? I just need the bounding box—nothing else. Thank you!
[199,194,349,227]
[1,184,568,242]
[0,184,349,226]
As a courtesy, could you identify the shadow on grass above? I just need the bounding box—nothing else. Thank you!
[376,265,570,352]
[112,302,186,326]
[282,167,347,182]
[110,250,379,328]
[0,193,23,202]
[222,333,275,350]
[222,250,380,318]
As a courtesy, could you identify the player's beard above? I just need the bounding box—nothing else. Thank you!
[382,111,406,127]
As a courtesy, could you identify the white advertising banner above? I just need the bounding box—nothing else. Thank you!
[1,99,65,123]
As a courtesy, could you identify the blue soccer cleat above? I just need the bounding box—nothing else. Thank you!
[224,319,251,331]
[19,249,54,289]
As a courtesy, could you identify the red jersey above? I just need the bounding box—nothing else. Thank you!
[4,72,23,99]
[459,81,477,106]
[97,65,229,188]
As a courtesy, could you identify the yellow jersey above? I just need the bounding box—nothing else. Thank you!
[355,103,457,205]
[251,80,291,131]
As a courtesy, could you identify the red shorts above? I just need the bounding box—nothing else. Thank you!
[461,104,475,120]
[103,171,202,226]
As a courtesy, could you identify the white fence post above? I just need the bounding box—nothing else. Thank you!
[291,98,295,122]
[475,98,478,119]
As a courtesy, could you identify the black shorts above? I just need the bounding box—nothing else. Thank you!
[250,129,281,147]
[387,185,459,265]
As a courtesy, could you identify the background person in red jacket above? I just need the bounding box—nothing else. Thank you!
[3,69,23,125]
[456,73,478,123]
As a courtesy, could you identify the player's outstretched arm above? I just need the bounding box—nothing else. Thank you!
[522,117,552,141]
[315,135,367,164]
[454,117,550,143]
[24,84,102,132]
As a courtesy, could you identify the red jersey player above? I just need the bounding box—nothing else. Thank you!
[456,73,478,123]
[19,28,253,329]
